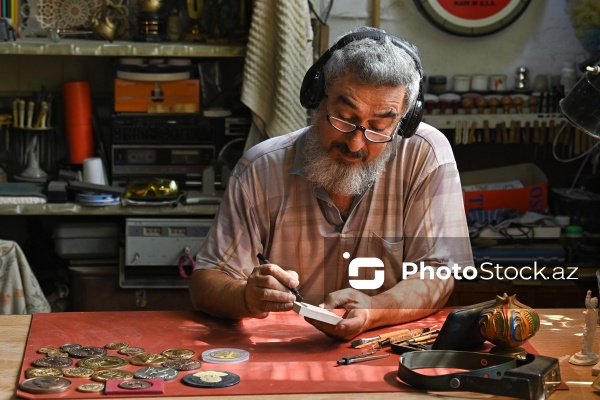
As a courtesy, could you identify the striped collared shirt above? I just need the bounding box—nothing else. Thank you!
[195,123,473,305]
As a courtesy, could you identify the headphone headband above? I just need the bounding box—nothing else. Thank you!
[299,30,424,138]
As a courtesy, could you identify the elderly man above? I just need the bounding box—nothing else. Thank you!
[190,27,473,340]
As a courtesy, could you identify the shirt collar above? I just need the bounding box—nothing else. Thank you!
[289,128,310,177]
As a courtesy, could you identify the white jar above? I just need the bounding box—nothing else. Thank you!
[453,75,470,92]
[471,74,488,92]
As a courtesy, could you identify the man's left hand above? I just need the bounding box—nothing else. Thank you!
[303,288,373,340]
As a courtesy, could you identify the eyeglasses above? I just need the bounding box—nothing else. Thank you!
[326,113,396,143]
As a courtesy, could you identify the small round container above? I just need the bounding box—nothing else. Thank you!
[489,74,507,92]
[427,75,447,94]
[470,74,488,92]
[453,75,470,92]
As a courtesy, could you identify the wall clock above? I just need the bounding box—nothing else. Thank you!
[413,0,532,37]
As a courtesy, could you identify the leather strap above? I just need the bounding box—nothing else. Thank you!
[398,350,518,391]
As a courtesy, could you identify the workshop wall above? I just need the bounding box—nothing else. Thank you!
[322,0,587,80]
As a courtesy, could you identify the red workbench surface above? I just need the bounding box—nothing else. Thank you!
[17,309,453,398]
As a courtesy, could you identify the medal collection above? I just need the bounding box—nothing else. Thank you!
[19,342,248,395]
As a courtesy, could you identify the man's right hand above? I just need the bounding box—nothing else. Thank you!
[244,263,299,318]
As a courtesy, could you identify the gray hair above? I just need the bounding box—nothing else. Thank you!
[322,27,421,117]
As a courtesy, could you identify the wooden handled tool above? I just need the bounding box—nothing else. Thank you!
[18,100,25,128]
[353,327,434,349]
[351,327,427,349]
[26,101,34,128]
[468,121,477,144]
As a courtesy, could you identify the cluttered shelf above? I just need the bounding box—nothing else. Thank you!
[423,112,566,130]
[0,202,219,216]
[0,38,246,57]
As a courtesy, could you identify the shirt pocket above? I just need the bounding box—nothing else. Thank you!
[365,233,405,293]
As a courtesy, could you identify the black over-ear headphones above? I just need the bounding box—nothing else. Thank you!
[299,30,424,138]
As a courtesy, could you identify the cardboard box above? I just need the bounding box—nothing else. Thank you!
[114,78,200,113]
[460,163,548,213]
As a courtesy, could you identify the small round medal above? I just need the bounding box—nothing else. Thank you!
[32,356,73,368]
[118,347,145,356]
[46,351,69,358]
[37,347,60,354]
[182,371,241,388]
[162,348,195,359]
[61,343,82,353]
[163,359,202,371]
[63,367,95,378]
[68,346,107,358]
[130,353,168,366]
[78,355,130,370]
[201,348,250,364]
[77,383,105,393]
[134,366,178,381]
[19,377,72,394]
[91,369,134,382]
[118,380,153,390]
[25,367,63,378]
[105,342,130,350]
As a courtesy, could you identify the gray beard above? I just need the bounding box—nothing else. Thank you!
[302,127,395,196]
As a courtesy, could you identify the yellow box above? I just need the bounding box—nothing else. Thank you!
[114,78,200,113]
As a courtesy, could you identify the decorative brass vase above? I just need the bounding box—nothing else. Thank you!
[478,293,540,359]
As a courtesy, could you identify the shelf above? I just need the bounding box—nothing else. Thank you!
[0,203,219,216]
[422,113,566,130]
[0,38,246,57]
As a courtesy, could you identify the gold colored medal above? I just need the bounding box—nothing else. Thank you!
[130,353,168,366]
[162,348,195,359]
[37,347,60,354]
[105,342,130,350]
[63,367,95,378]
[25,367,63,378]
[78,356,129,370]
[91,369,134,382]
[46,351,69,358]
[118,347,145,356]
[77,383,105,393]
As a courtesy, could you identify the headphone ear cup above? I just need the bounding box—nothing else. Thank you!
[300,68,326,109]
[398,88,424,138]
